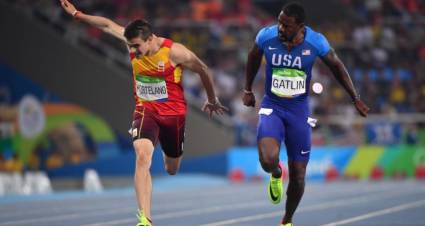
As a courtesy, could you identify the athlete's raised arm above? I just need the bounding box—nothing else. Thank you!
[170,43,228,118]
[60,0,126,42]
[243,44,263,107]
[321,48,370,117]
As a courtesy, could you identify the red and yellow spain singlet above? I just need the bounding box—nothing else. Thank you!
[130,39,186,115]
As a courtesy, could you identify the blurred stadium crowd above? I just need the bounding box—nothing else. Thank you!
[4,0,425,148]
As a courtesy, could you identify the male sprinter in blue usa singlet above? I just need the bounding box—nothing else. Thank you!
[243,3,370,226]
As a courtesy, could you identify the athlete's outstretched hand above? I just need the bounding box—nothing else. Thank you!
[242,91,256,107]
[202,98,229,119]
[60,0,77,15]
[353,99,369,117]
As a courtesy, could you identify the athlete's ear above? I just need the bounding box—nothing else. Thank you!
[278,10,284,20]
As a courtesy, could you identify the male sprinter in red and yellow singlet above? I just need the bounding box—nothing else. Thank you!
[61,1,228,225]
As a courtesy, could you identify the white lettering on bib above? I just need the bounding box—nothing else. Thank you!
[135,75,168,101]
[271,68,306,97]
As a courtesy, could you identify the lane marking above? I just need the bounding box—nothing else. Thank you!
[0,182,389,219]
[321,198,425,226]
[80,186,424,226]
[196,187,425,226]
[80,201,271,226]
[0,183,420,226]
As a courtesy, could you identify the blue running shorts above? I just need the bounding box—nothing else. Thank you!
[257,107,314,162]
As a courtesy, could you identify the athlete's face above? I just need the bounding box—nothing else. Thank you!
[278,11,303,43]
[127,37,151,58]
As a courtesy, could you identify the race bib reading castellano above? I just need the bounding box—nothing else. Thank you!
[271,68,306,97]
[135,74,168,101]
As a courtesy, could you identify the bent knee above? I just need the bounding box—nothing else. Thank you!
[260,156,279,172]
[133,139,154,168]
[136,155,152,169]
[167,170,178,176]
[165,166,178,175]
[260,161,272,172]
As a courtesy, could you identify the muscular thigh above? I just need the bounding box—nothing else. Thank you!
[283,110,311,162]
[257,108,284,144]
[257,108,285,160]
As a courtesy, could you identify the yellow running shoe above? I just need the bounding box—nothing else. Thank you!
[268,173,283,204]
[136,209,151,226]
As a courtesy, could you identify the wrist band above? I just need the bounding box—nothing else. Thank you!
[72,10,81,18]
[352,95,360,103]
[243,89,253,94]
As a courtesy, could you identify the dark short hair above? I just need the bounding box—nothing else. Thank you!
[282,2,305,24]
[124,19,153,41]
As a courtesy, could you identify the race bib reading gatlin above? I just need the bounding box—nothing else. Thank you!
[135,74,168,101]
[271,68,306,97]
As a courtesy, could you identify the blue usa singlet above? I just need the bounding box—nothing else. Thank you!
[255,25,330,161]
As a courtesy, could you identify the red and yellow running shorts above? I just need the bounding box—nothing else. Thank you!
[130,109,185,158]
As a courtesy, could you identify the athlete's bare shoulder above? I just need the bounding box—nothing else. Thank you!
[169,42,193,65]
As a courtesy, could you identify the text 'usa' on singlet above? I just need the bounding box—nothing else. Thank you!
[255,25,330,110]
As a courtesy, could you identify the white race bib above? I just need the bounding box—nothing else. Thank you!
[135,75,168,101]
[271,68,306,97]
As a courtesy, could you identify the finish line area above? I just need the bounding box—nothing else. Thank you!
[0,178,424,226]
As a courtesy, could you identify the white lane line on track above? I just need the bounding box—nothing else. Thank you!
[0,184,419,226]
[78,200,271,226]
[196,187,425,226]
[0,188,266,221]
[0,187,348,226]
[0,185,260,219]
[0,200,268,226]
[78,183,404,226]
[0,182,388,219]
[80,186,425,226]
[321,198,425,226]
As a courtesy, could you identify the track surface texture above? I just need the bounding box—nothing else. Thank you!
[1,178,424,226]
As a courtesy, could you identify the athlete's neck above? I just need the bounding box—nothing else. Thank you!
[146,35,164,56]
[284,27,305,50]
